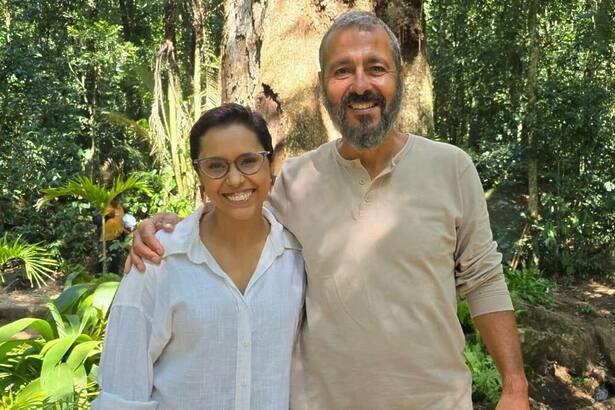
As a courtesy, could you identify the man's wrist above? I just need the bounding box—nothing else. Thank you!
[501,373,528,394]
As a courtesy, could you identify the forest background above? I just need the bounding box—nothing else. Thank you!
[0,0,614,409]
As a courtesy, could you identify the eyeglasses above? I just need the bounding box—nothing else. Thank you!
[192,151,270,179]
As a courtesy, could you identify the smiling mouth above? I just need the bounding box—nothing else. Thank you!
[348,101,378,111]
[222,189,255,203]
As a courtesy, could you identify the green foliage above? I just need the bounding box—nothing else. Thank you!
[505,267,556,307]
[464,338,502,405]
[532,190,615,277]
[0,234,56,288]
[457,300,475,334]
[36,172,152,275]
[426,0,615,278]
[37,173,153,216]
[0,276,120,407]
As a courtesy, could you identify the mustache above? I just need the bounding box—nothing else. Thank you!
[341,90,386,108]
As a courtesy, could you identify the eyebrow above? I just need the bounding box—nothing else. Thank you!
[326,57,352,71]
[327,55,391,72]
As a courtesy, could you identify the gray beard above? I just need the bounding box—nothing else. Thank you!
[323,84,403,150]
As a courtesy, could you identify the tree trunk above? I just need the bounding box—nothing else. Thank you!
[526,0,540,266]
[101,219,107,275]
[191,0,206,122]
[221,0,433,173]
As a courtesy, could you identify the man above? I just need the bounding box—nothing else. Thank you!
[129,11,528,409]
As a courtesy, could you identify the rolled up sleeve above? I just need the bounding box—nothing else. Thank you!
[93,391,158,410]
[454,156,513,317]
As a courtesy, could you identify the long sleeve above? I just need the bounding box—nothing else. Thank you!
[92,263,164,409]
[454,154,513,317]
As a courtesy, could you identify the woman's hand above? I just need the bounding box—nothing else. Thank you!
[124,212,182,273]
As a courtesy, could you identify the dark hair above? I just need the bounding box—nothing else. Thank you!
[189,103,274,163]
[318,11,402,75]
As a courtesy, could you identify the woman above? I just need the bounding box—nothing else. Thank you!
[93,103,305,409]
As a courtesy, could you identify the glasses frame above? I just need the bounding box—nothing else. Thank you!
[192,151,271,180]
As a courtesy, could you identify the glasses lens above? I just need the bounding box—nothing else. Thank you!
[236,153,265,175]
[202,158,229,178]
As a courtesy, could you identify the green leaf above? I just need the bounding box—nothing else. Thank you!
[0,339,43,360]
[9,378,47,410]
[0,318,54,342]
[41,335,79,377]
[72,363,88,391]
[66,340,100,371]
[47,302,66,338]
[52,283,92,315]
[78,305,99,334]
[0,234,56,288]
[91,281,120,317]
[41,362,74,401]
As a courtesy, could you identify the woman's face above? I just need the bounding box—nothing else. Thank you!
[196,123,272,222]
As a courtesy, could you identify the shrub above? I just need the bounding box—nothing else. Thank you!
[464,338,502,405]
[0,234,56,288]
[505,267,556,307]
[0,276,120,408]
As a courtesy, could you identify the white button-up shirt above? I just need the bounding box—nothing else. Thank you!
[93,206,305,410]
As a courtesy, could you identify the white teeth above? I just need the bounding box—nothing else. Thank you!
[350,102,377,110]
[225,190,253,202]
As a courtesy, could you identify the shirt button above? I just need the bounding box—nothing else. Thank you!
[364,196,371,203]
[242,340,250,347]
[359,179,366,185]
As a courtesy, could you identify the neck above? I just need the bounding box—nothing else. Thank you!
[200,207,269,247]
[338,129,408,179]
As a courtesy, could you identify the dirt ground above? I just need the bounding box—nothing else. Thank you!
[522,279,615,409]
[0,273,62,336]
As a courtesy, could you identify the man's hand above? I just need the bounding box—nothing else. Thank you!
[123,212,182,273]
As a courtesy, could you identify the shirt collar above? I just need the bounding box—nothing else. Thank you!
[159,204,299,266]
[332,134,414,174]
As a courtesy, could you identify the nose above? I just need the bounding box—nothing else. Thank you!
[351,67,370,95]
[225,163,245,187]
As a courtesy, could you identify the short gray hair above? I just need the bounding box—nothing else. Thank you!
[318,11,402,75]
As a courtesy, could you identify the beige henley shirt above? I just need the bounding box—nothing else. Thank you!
[268,135,513,410]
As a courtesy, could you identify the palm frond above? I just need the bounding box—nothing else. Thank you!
[0,234,56,288]
[36,176,111,215]
[108,172,153,200]
[37,174,152,216]
[99,111,150,142]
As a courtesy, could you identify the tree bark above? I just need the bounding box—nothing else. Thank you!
[526,0,539,220]
[191,0,207,121]
[526,0,540,266]
[220,0,433,172]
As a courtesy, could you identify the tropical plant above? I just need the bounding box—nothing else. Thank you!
[102,51,220,205]
[36,173,153,275]
[464,338,502,405]
[505,267,556,307]
[0,276,120,408]
[0,234,56,288]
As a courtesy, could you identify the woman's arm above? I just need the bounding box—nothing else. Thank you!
[92,264,165,409]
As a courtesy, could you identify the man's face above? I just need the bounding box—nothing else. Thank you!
[321,26,402,149]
